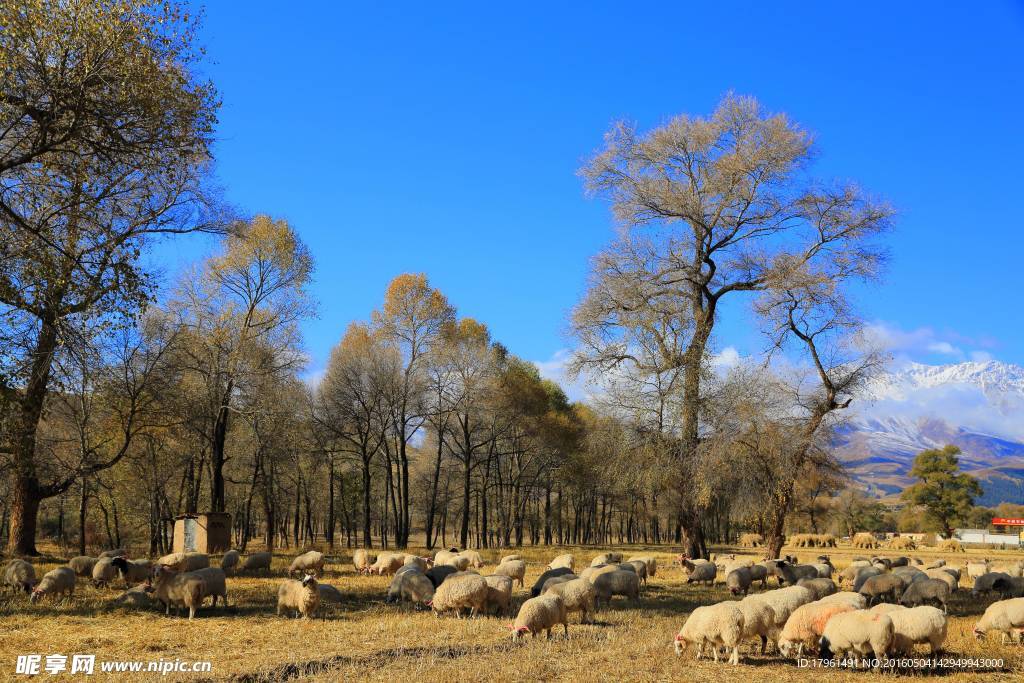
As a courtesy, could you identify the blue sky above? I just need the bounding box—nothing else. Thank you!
[164,1,1024,383]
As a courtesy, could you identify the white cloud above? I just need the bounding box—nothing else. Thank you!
[712,346,742,370]
[926,341,962,355]
[532,349,591,403]
[970,350,994,362]
[863,321,997,364]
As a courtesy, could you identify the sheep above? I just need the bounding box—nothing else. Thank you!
[593,569,640,607]
[966,561,991,580]
[837,564,861,587]
[431,571,489,618]
[749,563,769,588]
[893,566,927,584]
[3,559,36,594]
[851,532,880,549]
[238,551,272,573]
[510,594,569,641]
[277,574,320,618]
[386,568,435,606]
[972,571,1012,597]
[149,565,206,620]
[531,567,574,597]
[110,557,151,586]
[739,532,764,547]
[543,577,595,624]
[190,567,228,607]
[500,554,523,564]
[426,564,458,588]
[777,600,856,658]
[756,585,816,636]
[457,550,484,569]
[925,568,958,593]
[220,550,240,575]
[859,573,907,606]
[889,556,911,568]
[484,574,513,616]
[674,602,745,665]
[540,574,576,593]
[795,578,836,601]
[579,564,619,584]
[99,548,128,558]
[353,549,376,573]
[30,567,76,604]
[852,566,883,592]
[736,595,775,655]
[937,538,964,552]
[811,563,833,579]
[442,554,471,572]
[924,559,946,570]
[493,559,526,588]
[992,575,1024,600]
[900,578,950,613]
[887,536,916,550]
[869,603,906,614]
[776,561,818,586]
[401,554,430,573]
[818,591,867,610]
[680,558,716,586]
[110,583,156,609]
[627,555,657,577]
[91,556,119,587]
[434,549,461,566]
[623,560,649,586]
[369,552,407,576]
[547,553,575,571]
[726,567,753,596]
[156,552,210,572]
[974,597,1024,644]
[67,555,97,578]
[318,583,344,603]
[818,611,895,666]
[590,552,622,567]
[888,606,947,655]
[288,550,325,577]
[993,561,1024,578]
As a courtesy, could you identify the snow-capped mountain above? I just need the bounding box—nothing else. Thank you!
[833,361,1024,505]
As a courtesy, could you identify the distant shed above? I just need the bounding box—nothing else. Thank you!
[172,512,231,554]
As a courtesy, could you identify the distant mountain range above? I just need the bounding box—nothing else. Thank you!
[833,361,1024,506]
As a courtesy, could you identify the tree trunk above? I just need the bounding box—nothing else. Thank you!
[210,382,233,513]
[460,453,472,549]
[361,456,372,548]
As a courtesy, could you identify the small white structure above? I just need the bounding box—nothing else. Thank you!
[954,528,1022,546]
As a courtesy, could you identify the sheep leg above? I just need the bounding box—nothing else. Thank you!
[563,622,569,639]
[729,646,739,665]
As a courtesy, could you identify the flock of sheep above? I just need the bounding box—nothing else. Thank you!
[5,544,1024,669]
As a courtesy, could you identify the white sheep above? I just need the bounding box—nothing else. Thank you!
[627,555,657,577]
[67,556,97,578]
[778,600,856,658]
[458,550,484,569]
[924,568,958,593]
[288,550,325,576]
[91,557,119,587]
[387,568,435,606]
[238,551,272,573]
[756,585,815,635]
[220,550,240,575]
[277,574,320,618]
[547,553,574,571]
[510,594,569,641]
[737,595,775,655]
[726,566,753,596]
[500,554,523,564]
[430,571,489,618]
[369,552,406,576]
[819,611,894,665]
[622,560,649,586]
[817,592,867,610]
[484,574,513,616]
[888,606,947,655]
[3,559,36,594]
[674,602,745,665]
[543,577,596,624]
[110,557,151,586]
[966,561,991,580]
[974,597,1024,644]
[442,554,471,572]
[493,559,526,587]
[593,569,640,607]
[434,549,460,566]
[353,549,376,573]
[579,564,618,584]
[110,583,155,609]
[156,552,210,572]
[190,567,228,607]
[30,567,76,604]
[149,565,206,620]
[590,552,622,567]
[402,554,431,573]
[869,603,906,614]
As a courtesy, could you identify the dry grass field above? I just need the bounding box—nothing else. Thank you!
[3,543,1024,681]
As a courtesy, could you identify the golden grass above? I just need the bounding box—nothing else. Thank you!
[3,543,1024,681]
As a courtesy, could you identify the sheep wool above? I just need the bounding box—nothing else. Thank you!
[756,585,815,630]
[777,601,855,658]
[99,548,128,558]
[484,575,513,616]
[434,549,460,566]
[680,559,716,586]
[623,561,648,586]
[288,551,325,576]
[590,552,622,567]
[869,603,906,614]
[91,557,119,586]
[150,566,206,620]
[111,583,156,609]
[511,594,569,641]
[457,550,484,569]
[493,559,526,587]
[593,569,640,607]
[579,564,619,584]
[900,578,950,612]
[974,597,1024,644]
[924,568,958,593]
[30,567,76,604]
[888,606,947,655]
[674,602,745,665]
[4,559,36,594]
[431,571,489,618]
[726,567,752,596]
[530,567,574,597]
[220,550,240,574]
[111,557,152,585]
[966,561,991,580]
[858,574,906,606]
[819,611,894,664]
[795,578,836,601]
[157,552,210,573]
[318,583,344,603]
[370,552,406,576]
[238,552,272,573]
[543,577,595,624]
[817,592,866,610]
[190,567,228,607]
[500,554,523,564]
[353,549,376,573]
[547,553,574,572]
[627,556,657,577]
[67,556,97,578]
[277,575,320,618]
[387,568,435,605]
[403,555,430,573]
[736,595,775,654]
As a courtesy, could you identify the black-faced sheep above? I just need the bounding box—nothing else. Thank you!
[530,567,574,597]
[277,574,320,618]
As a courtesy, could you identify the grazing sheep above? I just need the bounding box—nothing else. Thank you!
[579,564,619,584]
[401,553,430,573]
[544,578,595,624]
[91,557,119,587]
[869,603,906,614]
[851,532,879,549]
[540,574,576,593]
[749,563,769,588]
[726,567,753,596]
[889,606,947,655]
[737,595,775,655]
[992,575,1024,600]
[887,536,916,550]
[493,559,526,587]
[149,565,206,620]
[680,558,716,586]
[739,533,764,547]
[818,611,895,665]
[110,583,155,609]
[547,553,575,571]
[795,578,836,601]
[484,575,513,616]
[973,572,1012,597]
[628,555,657,577]
[3,559,36,594]
[110,557,151,586]
[156,552,210,572]
[974,597,1024,644]
[277,574,320,618]
[369,552,407,576]
[852,566,884,593]
[937,538,964,552]
[756,586,816,637]
[442,555,471,572]
[433,549,461,566]
[818,591,867,610]
[778,600,856,658]
[776,561,818,586]
[288,551,325,577]
[924,559,946,570]
[893,566,927,584]
[501,554,523,564]
[386,568,435,606]
[837,565,861,587]
[426,564,458,588]
[859,574,907,606]
[67,556,97,578]
[99,548,128,558]
[353,549,376,573]
[531,567,574,597]
[510,594,569,641]
[590,552,622,567]
[593,569,640,607]
[622,561,648,586]
[220,550,240,575]
[890,556,912,568]
[318,583,344,603]
[457,550,484,569]
[811,563,833,579]
[30,567,76,604]
[674,602,745,665]
[924,568,958,593]
[431,571,489,618]
[190,567,228,607]
[900,578,951,612]
[238,552,272,573]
